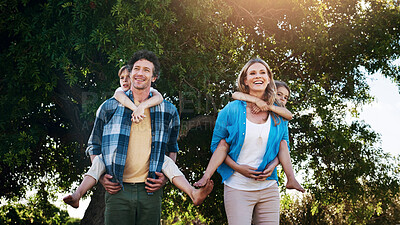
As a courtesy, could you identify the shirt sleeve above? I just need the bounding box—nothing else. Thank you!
[282,120,290,151]
[166,107,180,153]
[210,106,230,153]
[85,102,107,156]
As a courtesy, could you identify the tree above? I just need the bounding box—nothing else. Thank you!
[1,0,400,224]
[0,187,79,225]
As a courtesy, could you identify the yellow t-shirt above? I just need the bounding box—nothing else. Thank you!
[123,104,152,183]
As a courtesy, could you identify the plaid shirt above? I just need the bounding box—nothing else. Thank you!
[85,90,180,185]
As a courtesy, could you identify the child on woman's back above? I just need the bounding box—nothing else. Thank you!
[195,80,304,193]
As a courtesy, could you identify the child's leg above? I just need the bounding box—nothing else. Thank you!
[162,156,214,206]
[279,140,305,193]
[63,175,96,208]
[63,155,106,208]
[194,139,229,187]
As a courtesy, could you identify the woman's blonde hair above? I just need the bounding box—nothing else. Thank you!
[237,58,276,105]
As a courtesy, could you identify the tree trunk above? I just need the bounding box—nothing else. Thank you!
[80,184,105,225]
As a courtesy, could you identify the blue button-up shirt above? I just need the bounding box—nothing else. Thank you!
[211,100,289,183]
[85,90,180,185]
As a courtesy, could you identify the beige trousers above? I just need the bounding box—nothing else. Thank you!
[85,155,184,183]
[224,183,280,225]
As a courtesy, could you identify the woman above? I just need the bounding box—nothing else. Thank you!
[211,58,288,224]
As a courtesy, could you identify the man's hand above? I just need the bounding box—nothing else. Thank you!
[99,174,122,194]
[235,164,262,179]
[145,172,168,193]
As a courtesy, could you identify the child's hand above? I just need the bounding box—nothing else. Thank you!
[131,113,145,123]
[251,105,261,114]
[132,105,146,123]
[255,99,270,111]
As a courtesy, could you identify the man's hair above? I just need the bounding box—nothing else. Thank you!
[118,65,131,77]
[128,50,160,78]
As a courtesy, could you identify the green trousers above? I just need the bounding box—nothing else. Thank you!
[104,183,163,225]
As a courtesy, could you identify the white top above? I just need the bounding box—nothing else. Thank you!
[224,116,276,190]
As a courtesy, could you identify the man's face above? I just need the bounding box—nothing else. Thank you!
[130,59,157,90]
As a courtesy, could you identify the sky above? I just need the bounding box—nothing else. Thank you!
[57,71,400,219]
[358,73,400,156]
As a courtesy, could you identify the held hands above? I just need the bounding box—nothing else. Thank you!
[255,163,275,181]
[235,164,262,179]
[251,100,271,114]
[131,105,146,123]
[145,172,168,193]
[251,105,261,114]
[255,99,270,111]
[100,174,122,194]
[235,163,275,181]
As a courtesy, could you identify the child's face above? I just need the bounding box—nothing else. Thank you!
[276,86,289,106]
[119,69,131,91]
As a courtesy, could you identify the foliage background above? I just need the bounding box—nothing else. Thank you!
[1,0,400,224]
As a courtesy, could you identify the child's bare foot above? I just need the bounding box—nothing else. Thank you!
[192,180,214,206]
[286,179,305,193]
[63,193,80,208]
[194,175,210,187]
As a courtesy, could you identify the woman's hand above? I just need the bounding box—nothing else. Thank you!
[255,163,275,181]
[235,164,262,179]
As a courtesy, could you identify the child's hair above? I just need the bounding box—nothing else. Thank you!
[118,65,131,77]
[275,80,290,97]
[274,80,290,108]
[271,80,291,125]
[237,58,276,105]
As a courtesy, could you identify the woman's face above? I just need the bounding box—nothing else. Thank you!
[244,62,270,94]
[276,86,289,106]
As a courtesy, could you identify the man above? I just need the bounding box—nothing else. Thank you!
[86,50,180,224]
